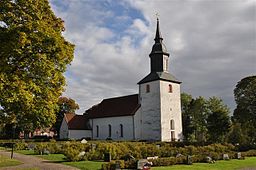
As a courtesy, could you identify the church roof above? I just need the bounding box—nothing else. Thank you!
[85,94,140,118]
[138,71,181,84]
[64,113,91,130]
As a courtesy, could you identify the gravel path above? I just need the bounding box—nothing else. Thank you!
[0,150,79,170]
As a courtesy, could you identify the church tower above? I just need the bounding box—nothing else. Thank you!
[138,18,183,141]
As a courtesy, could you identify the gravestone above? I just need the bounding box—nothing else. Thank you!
[223,154,229,160]
[91,143,96,150]
[187,155,193,165]
[27,143,36,150]
[78,151,85,157]
[104,152,111,162]
[236,152,241,159]
[115,161,121,170]
[137,159,149,170]
[205,156,213,163]
[81,139,87,144]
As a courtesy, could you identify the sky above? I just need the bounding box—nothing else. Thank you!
[49,0,256,114]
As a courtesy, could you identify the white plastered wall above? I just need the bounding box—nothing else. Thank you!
[139,80,161,141]
[160,81,183,141]
[92,116,134,140]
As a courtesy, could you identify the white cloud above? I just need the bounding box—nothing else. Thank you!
[50,0,256,114]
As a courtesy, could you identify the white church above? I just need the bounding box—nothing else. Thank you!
[60,19,183,142]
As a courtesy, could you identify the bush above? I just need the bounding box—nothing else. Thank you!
[101,160,125,170]
[46,140,62,154]
[150,157,177,166]
[242,150,256,157]
[34,143,47,155]
[14,141,27,150]
[62,142,90,161]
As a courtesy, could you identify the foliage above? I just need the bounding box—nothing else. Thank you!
[233,76,256,145]
[206,97,231,143]
[62,142,90,161]
[181,93,231,143]
[101,160,125,170]
[151,157,177,166]
[0,0,74,132]
[181,93,194,142]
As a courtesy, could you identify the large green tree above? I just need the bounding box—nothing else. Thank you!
[53,97,79,138]
[206,97,230,143]
[181,93,231,143]
[233,76,256,144]
[181,93,194,142]
[0,0,74,132]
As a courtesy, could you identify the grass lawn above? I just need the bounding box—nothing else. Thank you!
[152,157,256,170]
[15,149,36,155]
[0,154,22,168]
[37,154,103,170]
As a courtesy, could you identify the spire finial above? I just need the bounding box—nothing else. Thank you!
[154,14,163,43]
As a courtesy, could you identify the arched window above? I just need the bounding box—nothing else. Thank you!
[169,84,173,93]
[170,119,175,130]
[108,124,111,137]
[96,125,99,137]
[120,124,123,137]
[146,84,150,93]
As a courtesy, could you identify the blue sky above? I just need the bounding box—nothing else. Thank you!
[49,0,256,114]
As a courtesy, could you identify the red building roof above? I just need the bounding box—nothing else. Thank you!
[64,113,91,130]
[86,94,140,118]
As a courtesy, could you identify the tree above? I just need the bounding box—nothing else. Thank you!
[206,97,231,143]
[53,97,79,138]
[189,96,208,142]
[181,93,194,141]
[181,94,231,143]
[227,123,245,145]
[233,76,256,144]
[0,0,74,132]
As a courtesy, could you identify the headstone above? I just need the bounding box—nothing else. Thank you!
[81,139,87,144]
[27,143,36,150]
[104,152,111,162]
[91,143,96,150]
[147,156,158,160]
[137,159,149,170]
[205,156,212,163]
[223,154,229,160]
[115,161,121,170]
[236,152,241,159]
[187,155,193,165]
[43,148,50,155]
[78,151,86,157]
[176,153,183,157]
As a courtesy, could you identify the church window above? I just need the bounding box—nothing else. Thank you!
[170,119,175,130]
[146,84,150,93]
[120,124,123,137]
[171,131,175,141]
[96,125,99,137]
[169,84,173,93]
[108,124,111,137]
[165,59,168,71]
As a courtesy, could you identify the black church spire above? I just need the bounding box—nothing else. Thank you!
[154,18,163,43]
[149,18,169,72]
[138,18,181,85]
